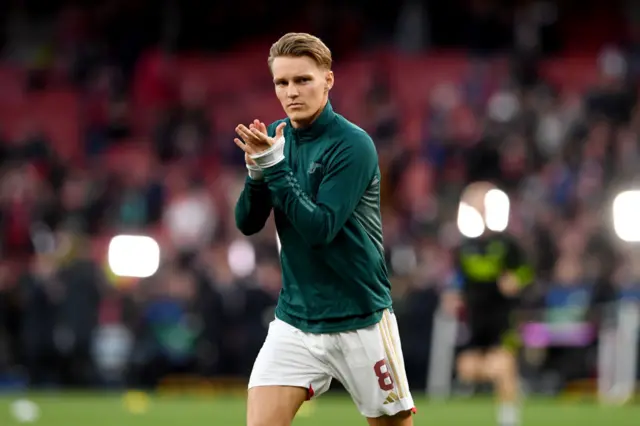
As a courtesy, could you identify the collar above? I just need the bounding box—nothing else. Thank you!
[287,100,336,140]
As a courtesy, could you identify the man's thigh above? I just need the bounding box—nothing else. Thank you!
[331,310,415,418]
[249,318,332,398]
[483,347,518,379]
[247,386,308,426]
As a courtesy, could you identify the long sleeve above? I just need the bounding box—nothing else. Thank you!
[234,176,273,236]
[504,239,534,288]
[262,135,377,248]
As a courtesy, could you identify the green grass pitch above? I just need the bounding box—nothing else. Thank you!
[0,393,638,425]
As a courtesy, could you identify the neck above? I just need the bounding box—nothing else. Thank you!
[291,97,329,129]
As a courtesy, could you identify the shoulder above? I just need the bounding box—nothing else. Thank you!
[331,115,377,159]
[334,115,375,147]
[498,233,519,247]
[267,119,288,137]
[494,234,524,256]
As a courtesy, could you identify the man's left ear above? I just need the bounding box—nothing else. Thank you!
[325,71,334,91]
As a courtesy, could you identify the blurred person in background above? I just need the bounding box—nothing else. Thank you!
[0,262,19,376]
[128,262,204,388]
[536,255,595,389]
[163,169,216,265]
[19,254,63,386]
[442,182,533,426]
[242,256,282,376]
[585,47,636,125]
[53,231,105,386]
[194,243,247,376]
[3,124,53,166]
[233,33,414,426]
[153,82,211,163]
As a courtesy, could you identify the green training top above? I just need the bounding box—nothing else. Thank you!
[234,101,392,333]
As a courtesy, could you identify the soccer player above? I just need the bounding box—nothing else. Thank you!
[233,33,415,426]
[442,182,533,426]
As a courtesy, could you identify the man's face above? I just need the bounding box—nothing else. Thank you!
[271,56,333,126]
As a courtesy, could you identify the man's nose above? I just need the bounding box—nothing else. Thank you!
[287,84,299,97]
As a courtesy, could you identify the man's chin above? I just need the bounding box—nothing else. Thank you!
[287,110,311,122]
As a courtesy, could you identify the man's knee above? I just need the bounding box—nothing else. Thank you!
[247,385,308,426]
[484,349,517,381]
[367,409,413,426]
[457,352,484,382]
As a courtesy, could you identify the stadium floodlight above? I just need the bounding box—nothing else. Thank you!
[612,190,640,242]
[108,235,160,278]
[227,238,256,277]
[484,188,510,232]
[457,183,510,238]
[457,202,485,238]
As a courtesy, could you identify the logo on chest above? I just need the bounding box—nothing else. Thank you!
[307,162,323,174]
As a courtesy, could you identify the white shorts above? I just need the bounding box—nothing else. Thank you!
[248,309,415,418]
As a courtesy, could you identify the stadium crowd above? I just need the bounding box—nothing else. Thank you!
[0,0,638,395]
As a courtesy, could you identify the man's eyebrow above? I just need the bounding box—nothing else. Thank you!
[273,74,314,83]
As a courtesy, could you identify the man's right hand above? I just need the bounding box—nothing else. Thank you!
[243,121,267,179]
[236,119,273,156]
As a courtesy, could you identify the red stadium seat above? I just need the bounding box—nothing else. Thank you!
[389,53,471,110]
[0,90,81,160]
[540,56,599,94]
[0,65,26,105]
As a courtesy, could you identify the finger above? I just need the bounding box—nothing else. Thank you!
[249,119,267,136]
[236,124,254,139]
[236,126,259,146]
[275,122,287,139]
[250,128,271,143]
[234,138,249,152]
[234,138,254,154]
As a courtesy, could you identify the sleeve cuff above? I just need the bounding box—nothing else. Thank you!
[247,164,264,180]
[250,136,286,168]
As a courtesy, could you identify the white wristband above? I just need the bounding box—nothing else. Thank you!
[250,136,286,168]
[246,164,264,180]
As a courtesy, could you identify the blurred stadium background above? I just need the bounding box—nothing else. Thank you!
[0,0,640,424]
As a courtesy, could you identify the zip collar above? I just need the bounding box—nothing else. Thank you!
[287,100,336,141]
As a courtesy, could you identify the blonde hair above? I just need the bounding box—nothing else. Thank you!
[268,32,332,69]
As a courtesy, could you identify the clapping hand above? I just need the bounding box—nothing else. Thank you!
[234,120,287,157]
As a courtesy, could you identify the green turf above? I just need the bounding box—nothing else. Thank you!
[0,393,638,425]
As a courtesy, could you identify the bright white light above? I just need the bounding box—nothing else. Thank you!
[227,239,256,277]
[613,191,640,242]
[108,235,160,278]
[484,189,510,232]
[276,232,281,253]
[457,202,485,238]
[10,399,40,423]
